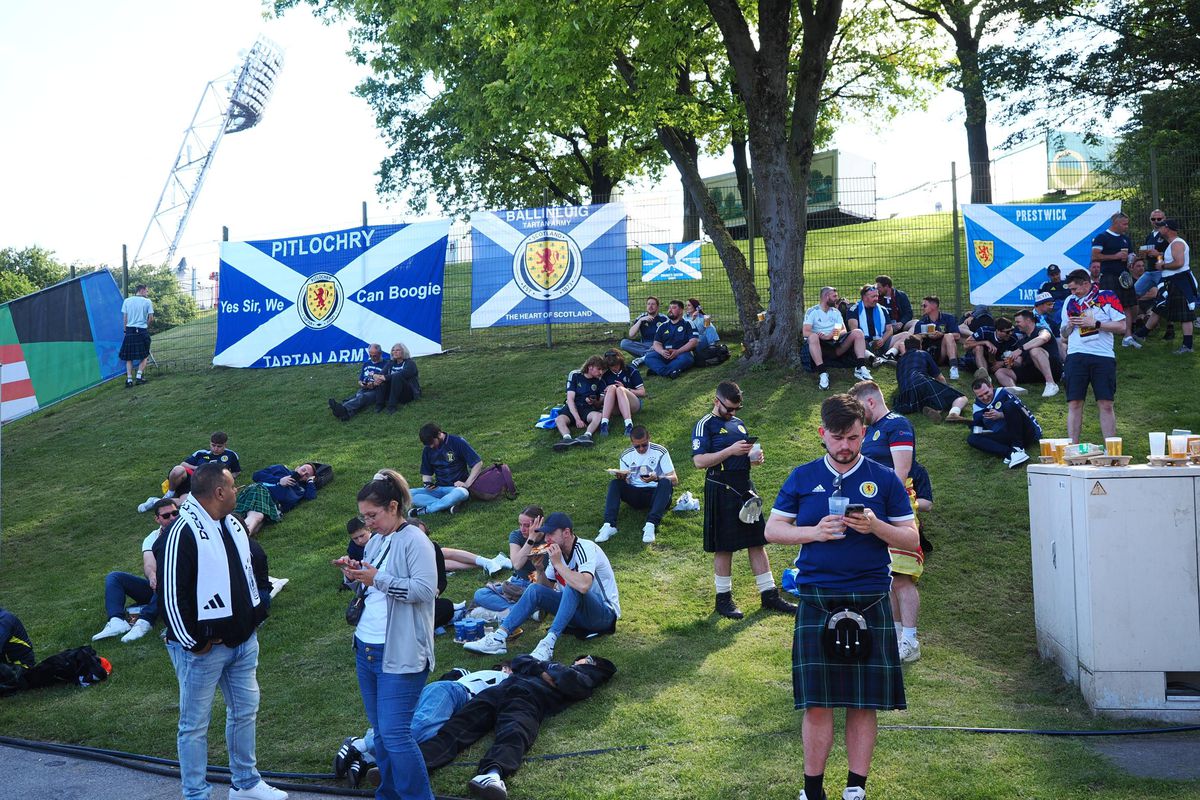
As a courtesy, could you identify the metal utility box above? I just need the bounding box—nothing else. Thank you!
[1028,463,1200,722]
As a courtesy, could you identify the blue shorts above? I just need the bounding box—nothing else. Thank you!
[1064,353,1116,402]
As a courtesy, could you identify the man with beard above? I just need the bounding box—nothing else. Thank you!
[643,299,700,378]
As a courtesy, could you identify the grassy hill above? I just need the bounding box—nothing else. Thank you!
[2,315,1198,800]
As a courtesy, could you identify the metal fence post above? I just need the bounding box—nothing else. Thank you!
[362,201,369,228]
[1149,146,1160,211]
[951,162,963,316]
[122,244,129,296]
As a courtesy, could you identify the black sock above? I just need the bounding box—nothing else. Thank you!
[1185,335,1194,349]
[855,357,867,367]
[847,771,868,790]
[1134,325,1149,338]
[804,773,825,799]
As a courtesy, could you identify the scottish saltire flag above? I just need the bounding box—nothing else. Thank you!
[641,241,701,282]
[963,201,1120,306]
[214,221,450,368]
[469,203,629,328]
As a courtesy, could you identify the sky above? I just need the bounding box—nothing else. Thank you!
[1,1,1038,277]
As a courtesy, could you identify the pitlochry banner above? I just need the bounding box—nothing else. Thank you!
[641,241,702,282]
[214,221,450,368]
[469,203,629,328]
[963,201,1120,306]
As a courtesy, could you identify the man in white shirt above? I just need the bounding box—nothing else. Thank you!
[1060,268,1126,442]
[804,286,872,390]
[119,284,155,387]
[596,426,678,544]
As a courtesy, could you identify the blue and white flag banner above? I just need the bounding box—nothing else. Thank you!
[641,241,702,282]
[469,203,629,328]
[213,221,451,368]
[963,201,1120,306]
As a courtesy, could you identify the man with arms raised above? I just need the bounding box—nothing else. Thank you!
[765,394,917,800]
[161,462,284,800]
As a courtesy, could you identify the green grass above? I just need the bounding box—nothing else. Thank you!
[2,315,1199,800]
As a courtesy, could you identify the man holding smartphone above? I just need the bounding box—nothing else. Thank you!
[1061,268,1125,443]
[765,394,917,800]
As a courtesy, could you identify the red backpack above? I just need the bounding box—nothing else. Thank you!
[468,462,518,501]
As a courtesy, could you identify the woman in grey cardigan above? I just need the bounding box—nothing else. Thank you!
[342,469,437,800]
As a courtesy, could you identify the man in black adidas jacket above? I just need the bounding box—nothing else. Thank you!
[160,462,287,800]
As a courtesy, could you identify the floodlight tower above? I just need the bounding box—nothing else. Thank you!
[134,36,284,266]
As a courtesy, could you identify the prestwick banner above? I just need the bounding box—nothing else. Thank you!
[213,221,450,368]
[963,201,1120,306]
[469,203,629,328]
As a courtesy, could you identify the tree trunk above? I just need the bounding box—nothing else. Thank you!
[681,132,701,241]
[589,134,616,204]
[956,37,992,204]
[731,130,752,226]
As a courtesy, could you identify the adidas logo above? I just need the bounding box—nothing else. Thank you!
[812,484,827,493]
[202,593,226,611]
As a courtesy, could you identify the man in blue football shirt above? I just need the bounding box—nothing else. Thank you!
[328,344,390,420]
[965,377,1042,468]
[553,356,606,450]
[643,300,700,378]
[620,296,668,367]
[765,394,918,800]
[412,423,483,514]
[1091,212,1136,338]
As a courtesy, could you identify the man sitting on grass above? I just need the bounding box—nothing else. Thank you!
[93,497,179,643]
[596,425,677,544]
[412,423,483,513]
[805,286,873,390]
[553,356,606,451]
[965,376,1042,469]
[234,463,318,535]
[138,431,241,512]
[328,343,389,420]
[643,299,700,379]
[996,310,1062,398]
[890,340,970,422]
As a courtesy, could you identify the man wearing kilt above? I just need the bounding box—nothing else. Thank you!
[1131,219,1196,354]
[692,381,797,620]
[890,340,969,422]
[119,283,154,387]
[765,394,918,800]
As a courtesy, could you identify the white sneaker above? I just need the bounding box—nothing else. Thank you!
[1008,447,1030,469]
[842,788,866,800]
[818,372,830,390]
[949,366,960,380]
[1041,382,1060,398]
[467,606,508,623]
[530,635,556,662]
[898,638,921,664]
[494,553,513,570]
[92,617,131,641]
[1006,385,1028,395]
[641,522,656,543]
[228,780,288,800]
[483,556,505,576]
[137,496,159,513]
[463,629,508,655]
[853,366,873,381]
[120,618,152,643]
[1122,335,1142,349]
[468,772,508,800]
[596,523,618,543]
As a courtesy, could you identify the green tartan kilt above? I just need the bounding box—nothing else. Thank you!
[235,483,282,523]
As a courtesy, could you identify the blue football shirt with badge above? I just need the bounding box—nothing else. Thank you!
[635,313,668,343]
[603,366,644,392]
[771,455,913,592]
[861,412,916,469]
[420,433,482,486]
[184,448,242,475]
[359,360,387,386]
[655,318,699,350]
[565,369,604,415]
[692,413,753,471]
[1092,229,1132,276]
[971,387,1041,435]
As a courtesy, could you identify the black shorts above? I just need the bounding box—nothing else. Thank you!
[1099,272,1137,314]
[1013,346,1062,383]
[1064,353,1116,402]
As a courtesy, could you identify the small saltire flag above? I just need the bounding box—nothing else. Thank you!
[469,203,629,328]
[641,241,702,282]
[214,221,451,368]
[963,201,1120,306]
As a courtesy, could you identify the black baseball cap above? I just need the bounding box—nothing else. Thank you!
[1046,264,1061,274]
[1164,219,1181,232]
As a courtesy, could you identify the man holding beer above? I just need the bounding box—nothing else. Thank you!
[804,287,873,390]
[1061,267,1125,443]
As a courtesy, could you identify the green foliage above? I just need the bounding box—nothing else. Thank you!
[125,264,199,333]
[0,270,38,304]
[0,245,69,290]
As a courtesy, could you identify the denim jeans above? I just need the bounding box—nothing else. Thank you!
[603,478,673,526]
[504,582,616,637]
[355,640,434,800]
[409,485,468,514]
[104,571,157,623]
[166,635,261,800]
[411,680,471,743]
[619,338,652,357]
[1135,269,1162,298]
[643,349,694,377]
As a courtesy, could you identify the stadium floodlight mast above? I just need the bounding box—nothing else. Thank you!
[133,36,284,267]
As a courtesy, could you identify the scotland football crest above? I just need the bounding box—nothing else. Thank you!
[299,272,343,329]
[470,203,629,328]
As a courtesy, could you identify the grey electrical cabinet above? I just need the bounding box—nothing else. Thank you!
[1028,463,1200,721]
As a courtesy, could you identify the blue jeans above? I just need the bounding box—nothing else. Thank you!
[1135,270,1162,298]
[604,479,673,526]
[409,485,468,514]
[104,571,158,623]
[411,680,471,743]
[643,349,694,377]
[355,640,434,800]
[504,582,616,637]
[471,578,530,612]
[619,338,652,358]
[166,635,261,800]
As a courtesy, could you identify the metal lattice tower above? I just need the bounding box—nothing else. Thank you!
[134,36,285,266]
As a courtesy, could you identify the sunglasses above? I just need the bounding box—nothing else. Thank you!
[158,509,179,519]
[633,441,650,450]
[717,398,742,414]
[1152,218,1165,225]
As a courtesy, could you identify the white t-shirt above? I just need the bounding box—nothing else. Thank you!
[803,305,843,335]
[141,529,160,552]
[354,537,393,644]
[546,538,621,618]
[618,442,675,489]
[122,295,154,329]
[1063,289,1125,358]
[457,669,510,696]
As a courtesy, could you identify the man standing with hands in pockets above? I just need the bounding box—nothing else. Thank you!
[765,394,918,800]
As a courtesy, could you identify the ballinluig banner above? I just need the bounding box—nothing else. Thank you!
[469,203,629,328]
[214,221,450,368]
[963,201,1120,306]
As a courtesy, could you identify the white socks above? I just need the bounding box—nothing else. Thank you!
[714,574,733,593]
[754,571,775,593]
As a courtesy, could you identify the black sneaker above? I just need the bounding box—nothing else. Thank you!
[1164,324,1176,341]
[347,758,368,787]
[125,378,133,388]
[328,398,351,421]
[333,736,357,778]
[575,433,595,447]
[715,592,744,620]
[761,588,798,615]
[135,376,147,385]
[553,437,575,452]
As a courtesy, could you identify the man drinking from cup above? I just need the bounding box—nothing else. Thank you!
[765,394,918,800]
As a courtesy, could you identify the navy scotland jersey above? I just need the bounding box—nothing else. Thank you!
[359,360,387,386]
[916,312,958,338]
[634,313,667,343]
[897,349,940,385]
[861,412,916,470]
[971,387,1042,435]
[602,366,644,392]
[655,318,699,350]
[692,413,753,471]
[1092,230,1132,275]
[565,369,604,415]
[970,326,1018,352]
[420,433,481,486]
[184,448,241,475]
[771,455,914,592]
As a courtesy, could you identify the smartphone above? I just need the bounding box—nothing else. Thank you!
[845,503,865,514]
[744,436,759,444]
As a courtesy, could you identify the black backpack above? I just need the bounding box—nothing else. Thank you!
[697,343,731,367]
[22,646,110,689]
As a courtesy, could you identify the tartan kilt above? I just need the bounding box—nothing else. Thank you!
[894,373,963,414]
[1160,272,1199,322]
[702,469,766,553]
[792,585,906,710]
[235,483,282,523]
[118,328,151,362]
